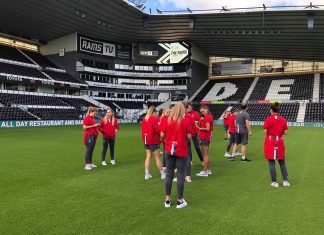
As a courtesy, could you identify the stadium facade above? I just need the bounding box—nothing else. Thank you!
[0,0,324,126]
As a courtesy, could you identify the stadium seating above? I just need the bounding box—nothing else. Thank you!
[249,74,314,101]
[44,70,84,84]
[0,93,68,106]
[193,103,229,119]
[58,97,96,107]
[113,101,145,109]
[320,74,324,100]
[21,49,58,68]
[29,108,83,120]
[0,62,48,79]
[0,107,36,120]
[304,103,324,122]
[193,78,254,101]
[230,103,299,122]
[0,44,32,64]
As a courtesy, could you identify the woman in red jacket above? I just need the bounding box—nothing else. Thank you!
[83,106,99,171]
[142,106,165,180]
[161,103,192,209]
[159,107,171,172]
[223,111,230,140]
[196,105,214,177]
[263,102,290,188]
[99,108,119,166]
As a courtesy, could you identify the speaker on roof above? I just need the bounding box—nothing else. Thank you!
[143,17,149,29]
[189,17,195,30]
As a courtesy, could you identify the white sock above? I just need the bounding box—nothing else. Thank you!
[145,170,150,175]
[242,156,246,160]
[160,170,165,175]
[163,167,166,171]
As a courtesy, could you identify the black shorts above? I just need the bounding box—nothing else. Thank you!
[228,132,236,144]
[144,144,160,152]
[224,125,229,131]
[200,140,210,146]
[235,133,249,145]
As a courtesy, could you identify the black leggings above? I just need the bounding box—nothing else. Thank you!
[268,159,288,182]
[186,141,192,177]
[191,134,203,162]
[102,138,115,161]
[165,154,186,199]
[85,135,96,164]
[162,142,166,168]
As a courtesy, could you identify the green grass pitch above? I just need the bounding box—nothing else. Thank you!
[0,124,323,234]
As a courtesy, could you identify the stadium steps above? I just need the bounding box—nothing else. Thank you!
[189,80,209,101]
[313,73,320,102]
[243,77,259,102]
[18,106,41,120]
[17,48,39,66]
[297,103,307,122]
[82,96,108,109]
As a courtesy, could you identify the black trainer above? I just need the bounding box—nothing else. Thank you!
[229,157,235,161]
[241,158,251,162]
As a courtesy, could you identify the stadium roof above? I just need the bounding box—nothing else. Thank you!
[1,0,324,60]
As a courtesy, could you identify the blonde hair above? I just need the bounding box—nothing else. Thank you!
[168,102,185,126]
[145,106,156,120]
[87,106,98,115]
[104,107,115,125]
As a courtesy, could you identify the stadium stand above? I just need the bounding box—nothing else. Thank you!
[193,103,229,119]
[20,49,59,68]
[0,93,68,106]
[249,74,314,101]
[44,70,83,84]
[29,108,83,120]
[320,74,324,100]
[0,62,48,79]
[0,107,36,120]
[0,44,32,64]
[304,103,324,122]
[59,97,96,108]
[230,103,299,122]
[193,78,254,101]
[113,101,145,110]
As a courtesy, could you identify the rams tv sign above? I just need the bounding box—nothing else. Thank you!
[77,34,132,59]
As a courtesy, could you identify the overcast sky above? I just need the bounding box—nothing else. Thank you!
[144,0,323,12]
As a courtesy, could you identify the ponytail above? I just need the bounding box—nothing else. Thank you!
[87,106,98,115]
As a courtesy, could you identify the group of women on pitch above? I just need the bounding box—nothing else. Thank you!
[141,102,214,208]
[81,101,290,208]
[82,107,119,171]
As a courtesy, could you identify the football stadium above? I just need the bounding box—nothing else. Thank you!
[0,0,324,234]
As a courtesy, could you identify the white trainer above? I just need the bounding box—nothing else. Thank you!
[235,152,242,156]
[90,164,97,168]
[271,182,279,188]
[176,199,188,209]
[102,161,107,166]
[84,165,92,170]
[161,172,166,180]
[144,174,153,180]
[185,176,192,183]
[173,177,177,182]
[224,152,231,157]
[283,180,290,187]
[164,200,171,208]
[196,171,208,177]
[207,169,212,175]
[110,160,116,165]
